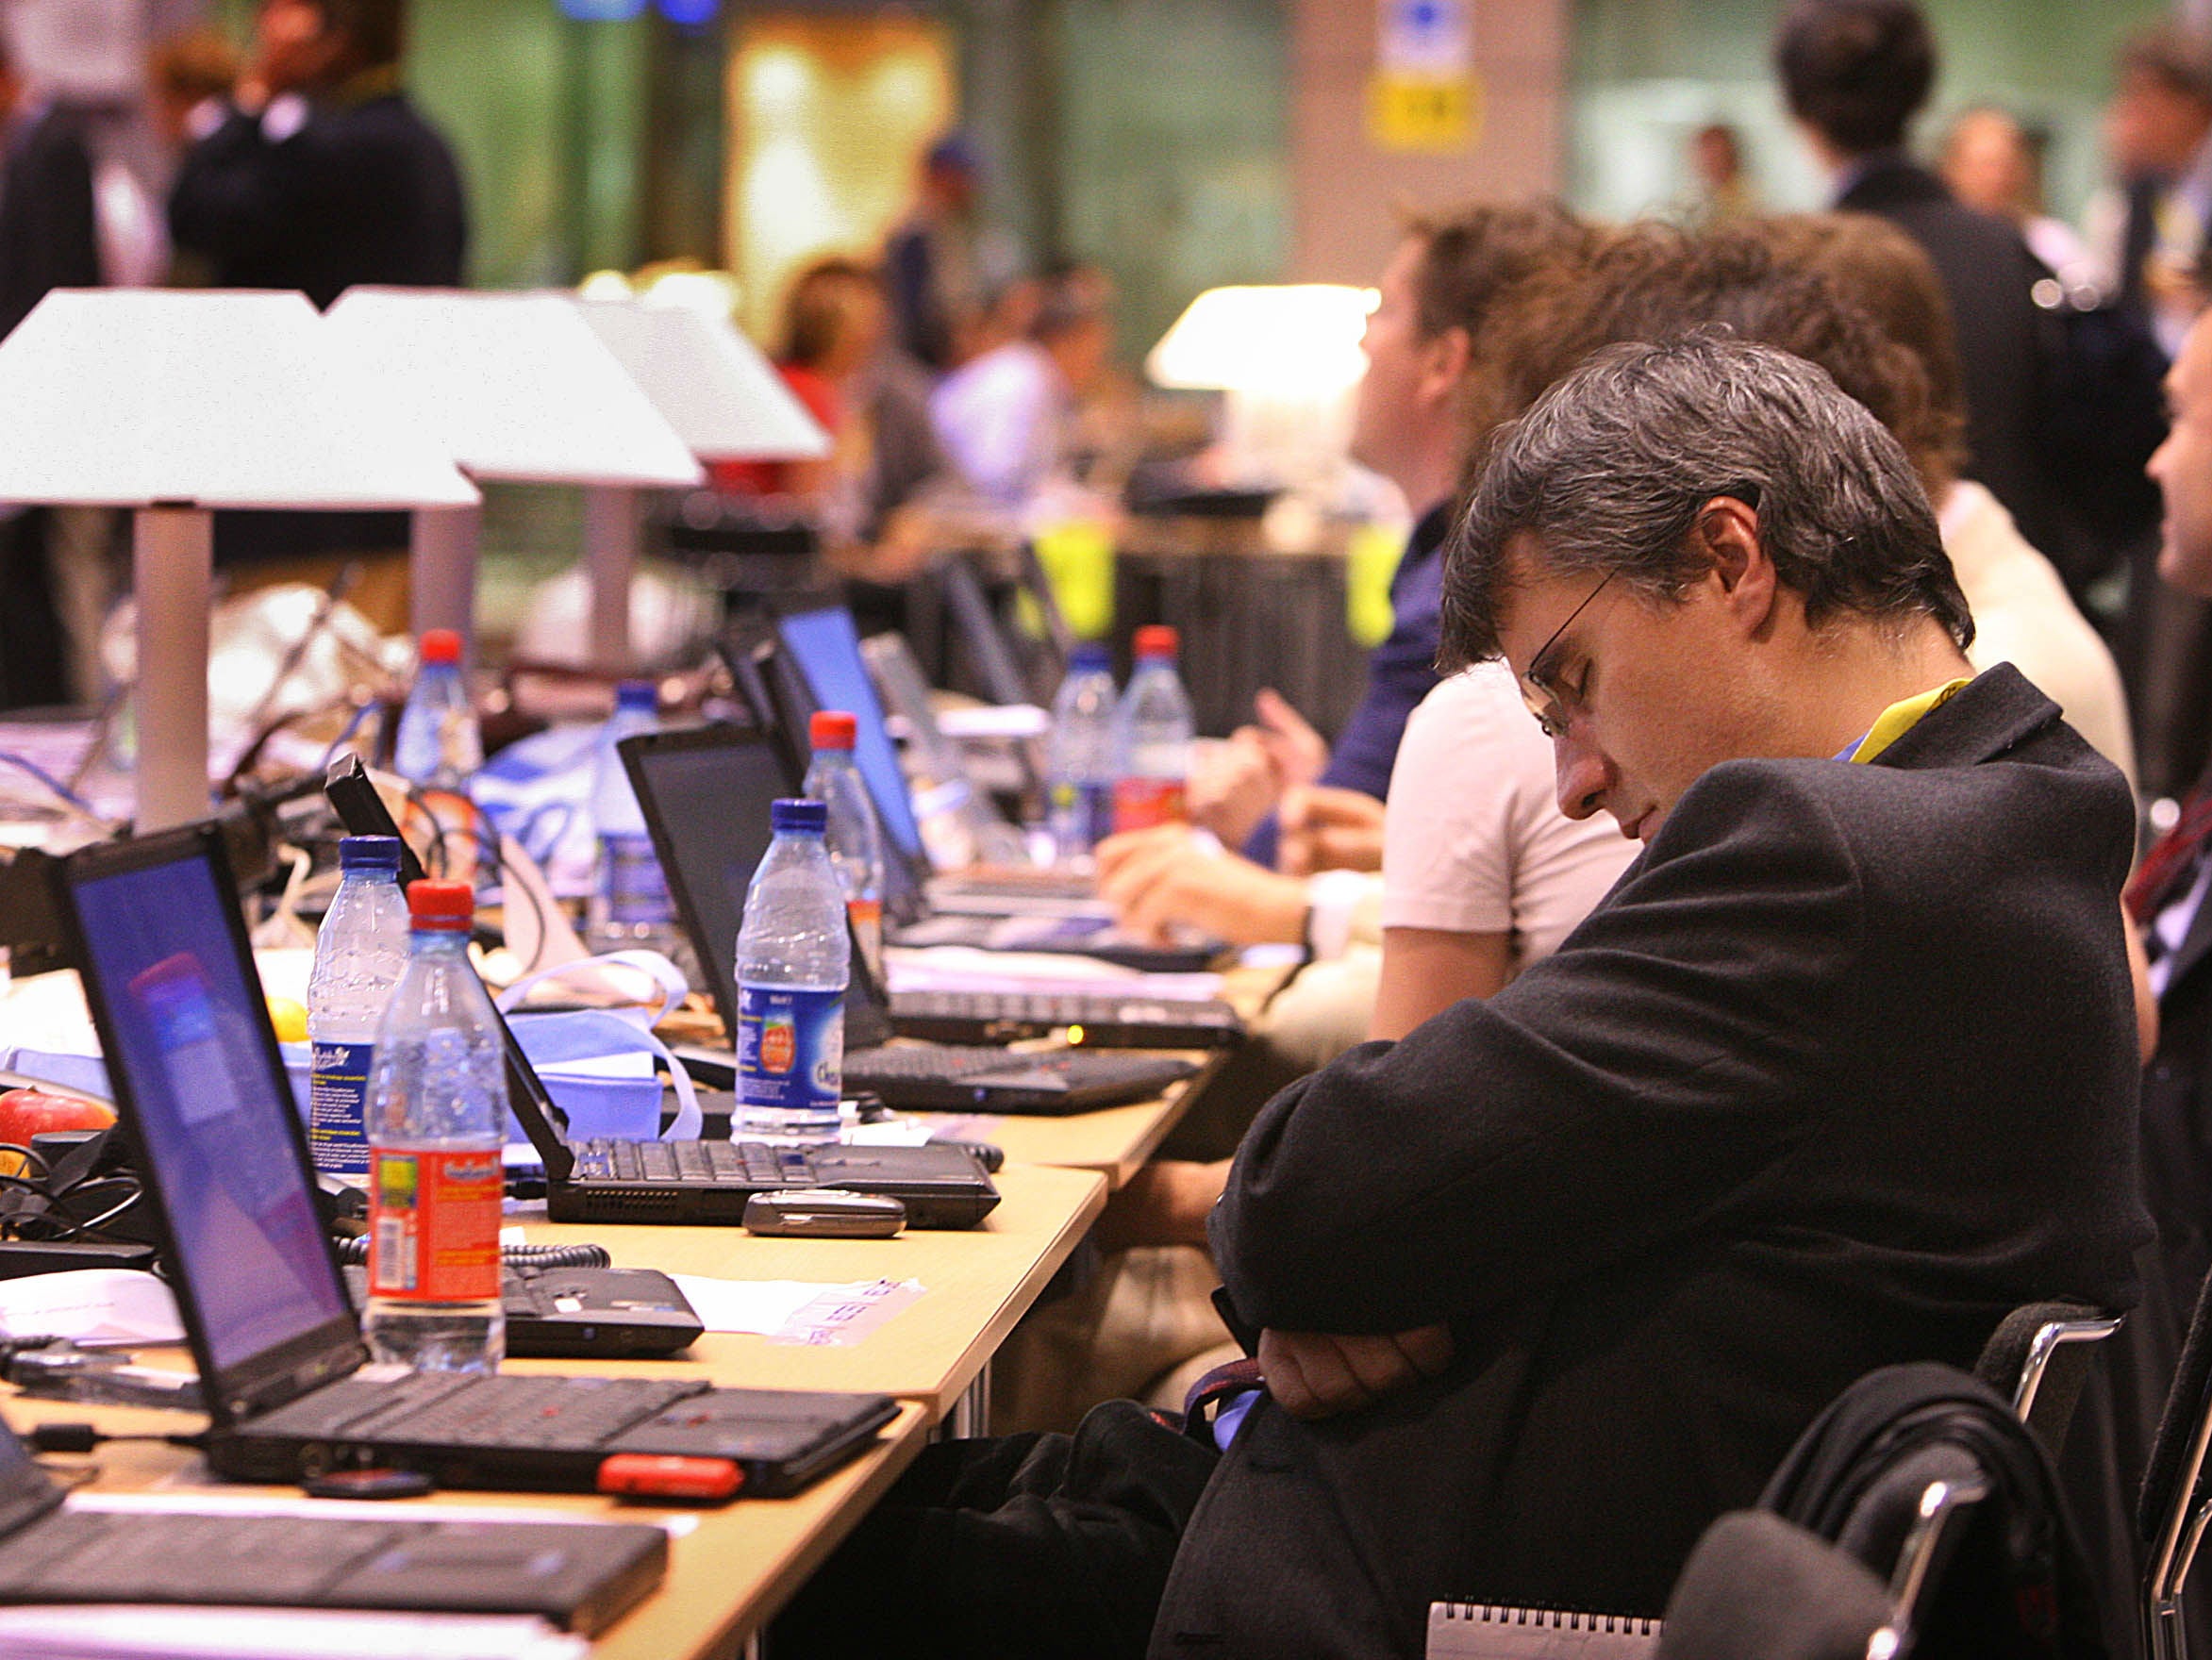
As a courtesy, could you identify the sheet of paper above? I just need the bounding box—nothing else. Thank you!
[0,1606,586,1660]
[669,1274,924,1344]
[0,1269,182,1347]
[933,703,1049,739]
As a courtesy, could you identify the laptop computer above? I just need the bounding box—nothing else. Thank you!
[619,722,1233,1087]
[0,1406,665,1632]
[52,822,902,1496]
[323,755,1008,1222]
[341,1261,704,1359]
[723,606,1239,980]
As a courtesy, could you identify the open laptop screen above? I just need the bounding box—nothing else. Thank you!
[70,845,351,1375]
[774,605,926,865]
[623,728,788,1028]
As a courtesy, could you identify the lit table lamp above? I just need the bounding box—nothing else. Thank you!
[0,289,478,830]
[571,293,828,667]
[1146,284,1376,492]
[323,288,702,663]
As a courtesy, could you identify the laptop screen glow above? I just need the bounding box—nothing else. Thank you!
[774,606,926,862]
[72,853,351,1374]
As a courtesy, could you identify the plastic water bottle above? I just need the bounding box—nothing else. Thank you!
[1047,643,1119,861]
[587,680,677,955]
[1113,624,1193,833]
[305,836,409,1179]
[363,879,506,1374]
[392,628,483,793]
[803,710,886,984]
[735,799,848,1137]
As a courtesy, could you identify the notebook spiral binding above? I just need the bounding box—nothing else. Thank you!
[1433,1603,1662,1635]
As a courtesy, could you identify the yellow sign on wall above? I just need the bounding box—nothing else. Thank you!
[1366,72,1482,152]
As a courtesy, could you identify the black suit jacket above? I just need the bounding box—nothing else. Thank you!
[0,106,99,340]
[1156,665,2149,1657]
[1838,158,2059,559]
[169,89,465,307]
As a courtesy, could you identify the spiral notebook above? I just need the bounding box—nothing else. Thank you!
[1426,1602,1661,1659]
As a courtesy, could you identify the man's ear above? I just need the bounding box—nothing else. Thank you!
[1417,325,1472,408]
[1694,495,1777,633]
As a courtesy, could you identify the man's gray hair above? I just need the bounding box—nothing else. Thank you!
[1439,329,1972,669]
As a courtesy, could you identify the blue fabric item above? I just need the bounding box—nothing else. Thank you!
[1244,501,1453,869]
[504,1009,667,1143]
[0,1046,111,1103]
[1210,1387,1259,1452]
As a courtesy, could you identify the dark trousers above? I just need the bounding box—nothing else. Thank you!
[773,1400,1219,1660]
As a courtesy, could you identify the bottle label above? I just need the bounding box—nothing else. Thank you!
[308,1040,373,1176]
[1112,775,1187,834]
[736,983,844,1110]
[368,1148,502,1302]
[1051,781,1115,853]
[600,833,674,927]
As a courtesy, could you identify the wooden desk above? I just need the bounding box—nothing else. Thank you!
[0,1390,931,1660]
[516,1160,1107,1430]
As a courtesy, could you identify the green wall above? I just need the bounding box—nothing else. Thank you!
[1570,0,2171,224]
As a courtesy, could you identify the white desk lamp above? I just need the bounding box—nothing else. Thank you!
[571,294,828,668]
[0,289,477,830]
[1146,284,1376,492]
[323,288,702,665]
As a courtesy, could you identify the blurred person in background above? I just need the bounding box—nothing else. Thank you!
[2095,24,2212,357]
[1761,211,2137,788]
[929,263,1116,510]
[1775,0,2062,572]
[1940,105,2096,289]
[718,257,951,585]
[150,30,240,160]
[1684,121,1759,227]
[886,133,1020,373]
[0,36,98,708]
[169,0,466,631]
[170,0,464,307]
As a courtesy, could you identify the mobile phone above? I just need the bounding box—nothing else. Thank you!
[742,1188,906,1238]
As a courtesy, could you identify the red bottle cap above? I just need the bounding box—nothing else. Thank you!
[407,879,474,931]
[418,628,463,666]
[1134,624,1178,658]
[810,710,858,750]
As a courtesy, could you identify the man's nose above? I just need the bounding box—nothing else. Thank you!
[1555,734,1609,822]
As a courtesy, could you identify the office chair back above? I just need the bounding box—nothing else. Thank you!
[1973,1301,2123,1457]
[2143,1270,2212,1660]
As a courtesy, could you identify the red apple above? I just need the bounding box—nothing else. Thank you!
[0,1087,115,1151]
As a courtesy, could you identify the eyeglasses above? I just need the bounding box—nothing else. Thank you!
[1517,568,1620,739]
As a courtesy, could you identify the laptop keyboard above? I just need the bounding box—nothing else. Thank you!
[843,1048,1189,1087]
[250,1372,707,1451]
[574,1139,830,1186]
[893,990,1238,1032]
[0,1512,406,1602]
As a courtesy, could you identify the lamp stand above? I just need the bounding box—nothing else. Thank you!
[410,503,483,651]
[584,484,639,671]
[132,505,211,831]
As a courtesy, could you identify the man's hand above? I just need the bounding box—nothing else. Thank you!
[1187,732,1282,847]
[1247,689,1329,794]
[1277,785,1386,876]
[1258,1325,1455,1419]
[1094,824,1307,947]
[1094,1158,1228,1252]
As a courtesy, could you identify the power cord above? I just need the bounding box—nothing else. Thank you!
[25,1422,205,1455]
[330,1237,611,1270]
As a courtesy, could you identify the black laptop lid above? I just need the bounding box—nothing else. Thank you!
[58,826,363,1423]
[619,723,895,1054]
[774,603,927,866]
[322,758,576,1182]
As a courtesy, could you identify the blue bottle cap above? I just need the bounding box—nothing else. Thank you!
[615,679,657,712]
[1069,642,1111,672]
[772,797,828,835]
[339,835,402,873]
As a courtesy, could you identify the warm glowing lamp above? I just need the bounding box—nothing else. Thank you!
[1146,284,1377,490]
[323,288,702,664]
[0,289,477,829]
[571,293,828,665]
